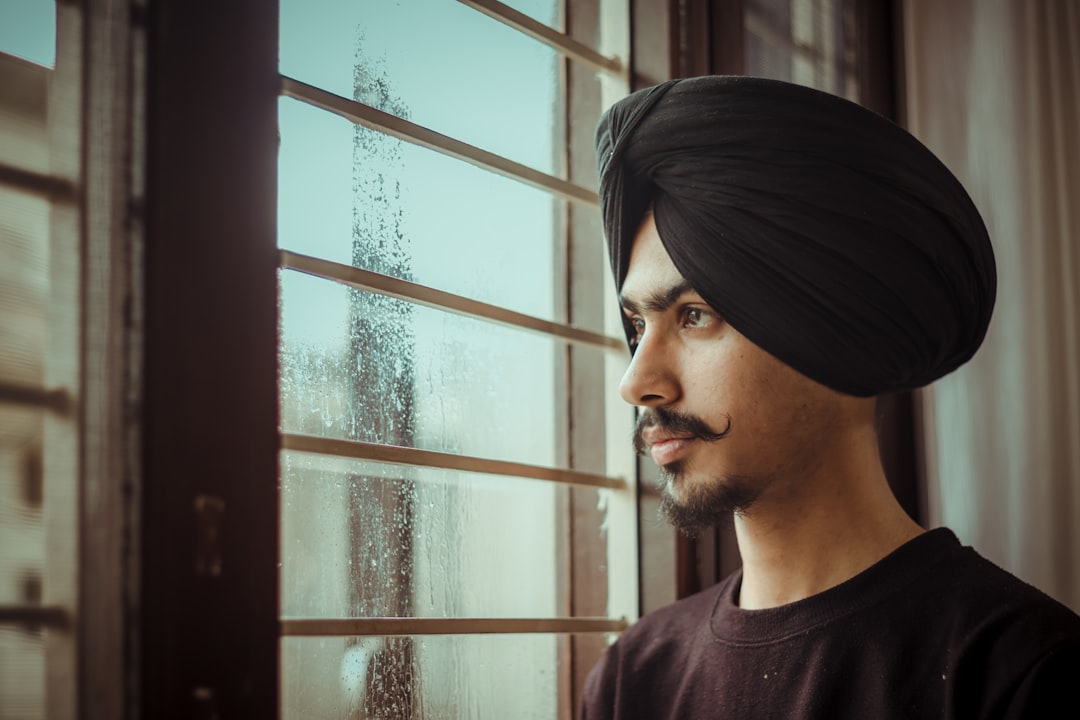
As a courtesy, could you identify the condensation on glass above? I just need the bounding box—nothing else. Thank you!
[282,634,562,719]
[280,450,611,620]
[280,270,577,467]
[276,0,625,717]
[278,98,569,325]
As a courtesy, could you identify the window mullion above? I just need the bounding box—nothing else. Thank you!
[280,250,624,351]
[281,433,626,489]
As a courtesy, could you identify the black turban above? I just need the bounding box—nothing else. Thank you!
[596,76,996,397]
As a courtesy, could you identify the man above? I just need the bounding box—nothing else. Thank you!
[581,76,1080,719]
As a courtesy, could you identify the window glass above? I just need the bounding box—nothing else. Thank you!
[280,0,564,174]
[500,0,561,28]
[0,50,52,720]
[744,0,857,100]
[280,270,569,467]
[281,451,611,619]
[283,634,561,719]
[278,99,564,324]
[0,0,56,67]
[278,2,627,716]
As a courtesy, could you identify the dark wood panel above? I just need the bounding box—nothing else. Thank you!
[142,1,280,717]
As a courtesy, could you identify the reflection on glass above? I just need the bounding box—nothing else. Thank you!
[283,634,561,719]
[280,0,564,174]
[744,0,857,99]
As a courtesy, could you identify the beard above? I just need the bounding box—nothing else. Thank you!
[656,459,762,537]
[633,406,759,537]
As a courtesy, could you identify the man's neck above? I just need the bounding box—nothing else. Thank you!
[731,428,924,610]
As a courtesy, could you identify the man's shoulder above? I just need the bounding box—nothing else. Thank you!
[925,537,1080,632]
[580,531,1080,719]
[920,538,1080,717]
[926,540,1080,659]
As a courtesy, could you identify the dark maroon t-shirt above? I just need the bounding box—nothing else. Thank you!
[581,528,1080,719]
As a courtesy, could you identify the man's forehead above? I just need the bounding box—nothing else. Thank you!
[619,217,704,312]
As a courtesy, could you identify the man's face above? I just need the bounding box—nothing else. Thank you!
[619,214,851,534]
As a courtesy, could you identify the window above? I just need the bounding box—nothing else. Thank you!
[0,7,79,717]
[743,0,859,99]
[0,1,910,715]
[275,2,634,716]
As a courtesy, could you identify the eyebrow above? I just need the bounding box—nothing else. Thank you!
[620,280,696,315]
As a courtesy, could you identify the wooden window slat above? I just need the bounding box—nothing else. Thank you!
[456,0,625,75]
[280,616,628,636]
[282,432,626,490]
[0,605,70,629]
[280,250,625,352]
[0,381,73,413]
[0,162,76,201]
[280,76,600,208]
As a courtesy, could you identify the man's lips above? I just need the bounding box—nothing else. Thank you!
[646,433,695,466]
[633,408,731,464]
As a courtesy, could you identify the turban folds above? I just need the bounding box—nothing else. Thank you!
[596,76,996,397]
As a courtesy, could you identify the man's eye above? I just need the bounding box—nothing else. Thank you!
[625,316,645,347]
[684,308,707,327]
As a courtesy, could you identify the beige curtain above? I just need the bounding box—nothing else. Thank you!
[905,0,1080,610]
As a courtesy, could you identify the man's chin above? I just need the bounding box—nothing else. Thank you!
[657,467,761,536]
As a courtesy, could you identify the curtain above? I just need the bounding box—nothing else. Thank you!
[904,0,1080,610]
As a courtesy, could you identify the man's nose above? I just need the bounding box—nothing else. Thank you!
[618,329,680,408]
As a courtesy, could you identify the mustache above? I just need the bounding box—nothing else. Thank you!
[632,407,732,456]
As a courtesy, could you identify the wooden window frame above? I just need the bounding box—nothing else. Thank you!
[142,1,635,718]
[0,0,152,714]
[141,0,281,716]
[3,0,912,715]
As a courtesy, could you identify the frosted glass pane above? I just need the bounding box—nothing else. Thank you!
[280,270,566,468]
[281,451,613,619]
[282,634,563,720]
[278,98,560,322]
[280,0,563,174]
